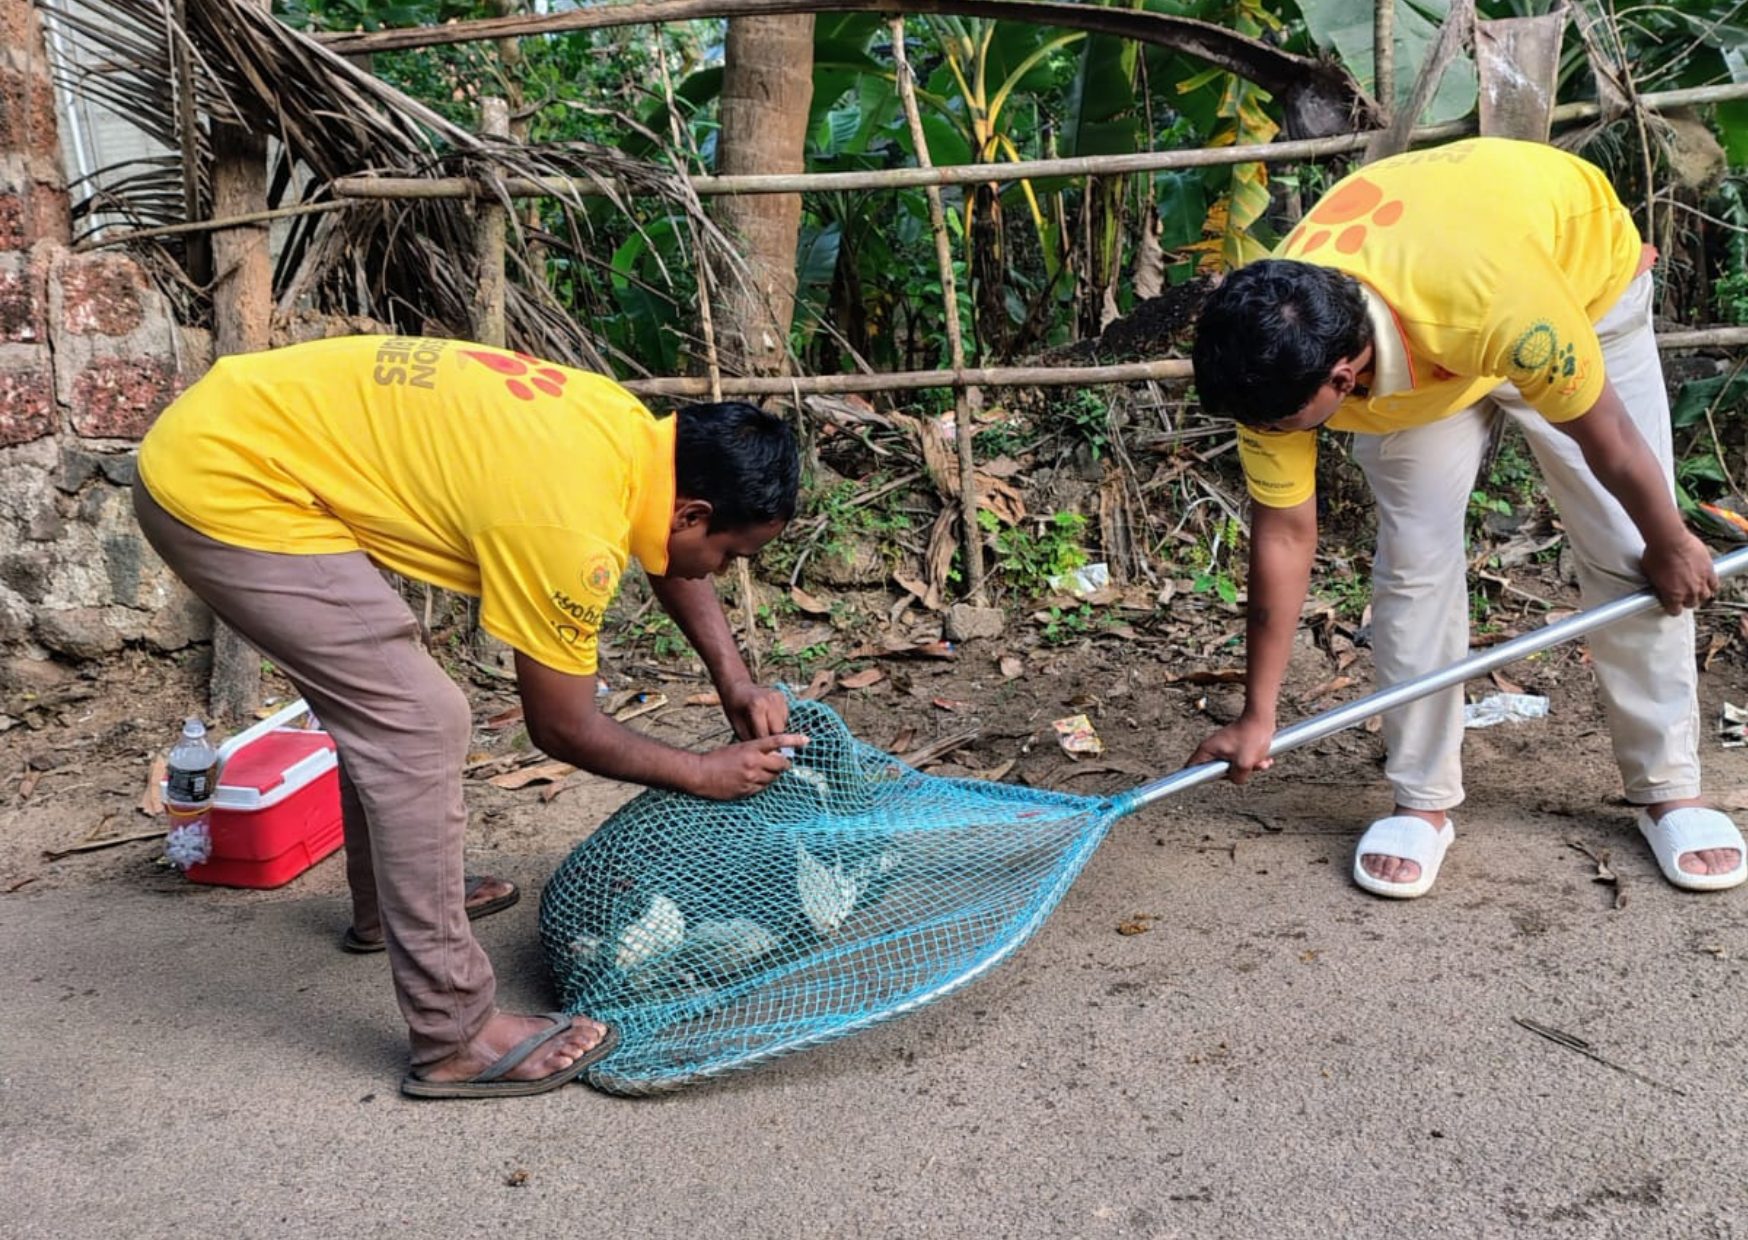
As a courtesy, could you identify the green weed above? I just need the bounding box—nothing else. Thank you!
[984,509,1090,598]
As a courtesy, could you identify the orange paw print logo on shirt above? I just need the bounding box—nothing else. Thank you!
[1284,177,1405,258]
[460,350,568,401]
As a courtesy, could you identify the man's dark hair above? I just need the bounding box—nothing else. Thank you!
[1191,260,1372,426]
[674,401,801,531]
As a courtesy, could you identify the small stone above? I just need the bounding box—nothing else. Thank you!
[943,603,1004,643]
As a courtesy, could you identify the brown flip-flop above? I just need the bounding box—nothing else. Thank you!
[340,875,522,953]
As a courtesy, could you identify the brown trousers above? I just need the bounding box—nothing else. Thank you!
[133,479,495,1067]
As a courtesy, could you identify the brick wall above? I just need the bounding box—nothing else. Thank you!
[0,0,207,671]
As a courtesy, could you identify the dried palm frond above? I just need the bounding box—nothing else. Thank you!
[37,0,746,372]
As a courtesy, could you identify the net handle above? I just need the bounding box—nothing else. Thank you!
[1116,543,1748,815]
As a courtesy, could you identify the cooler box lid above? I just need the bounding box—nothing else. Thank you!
[213,729,337,812]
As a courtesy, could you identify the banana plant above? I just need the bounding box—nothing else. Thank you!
[1173,0,1282,271]
[1060,4,1146,339]
[917,14,1085,357]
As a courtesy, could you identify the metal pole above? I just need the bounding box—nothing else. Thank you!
[1118,544,1748,813]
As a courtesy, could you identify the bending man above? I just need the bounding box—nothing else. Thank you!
[1188,137,1743,899]
[134,334,805,1096]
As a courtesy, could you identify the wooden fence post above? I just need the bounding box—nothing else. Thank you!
[471,97,510,348]
[205,0,273,722]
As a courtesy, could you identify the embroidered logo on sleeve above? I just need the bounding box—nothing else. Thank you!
[1510,323,1588,394]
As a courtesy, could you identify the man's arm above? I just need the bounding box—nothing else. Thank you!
[514,652,805,799]
[648,572,788,739]
[1552,380,1717,613]
[1185,496,1319,781]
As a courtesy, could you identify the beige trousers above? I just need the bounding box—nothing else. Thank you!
[1349,272,1701,812]
[132,479,495,1068]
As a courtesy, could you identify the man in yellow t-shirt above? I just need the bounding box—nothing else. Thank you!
[133,334,807,1098]
[1186,137,1743,900]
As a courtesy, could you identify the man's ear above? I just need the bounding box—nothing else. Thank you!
[671,498,713,531]
[1328,357,1361,397]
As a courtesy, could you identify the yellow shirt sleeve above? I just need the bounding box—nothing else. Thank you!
[1471,248,1608,422]
[474,524,627,675]
[1237,426,1320,508]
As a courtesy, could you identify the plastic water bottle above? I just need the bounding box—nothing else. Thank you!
[164,718,221,871]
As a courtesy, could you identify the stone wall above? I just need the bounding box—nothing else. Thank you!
[0,0,208,673]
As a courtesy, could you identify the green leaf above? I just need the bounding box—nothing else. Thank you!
[795,220,843,292]
[1063,16,1140,159]
[1152,169,1207,250]
[1671,374,1748,428]
[1299,0,1478,125]
[1718,100,1748,167]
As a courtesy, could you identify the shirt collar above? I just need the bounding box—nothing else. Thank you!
[627,410,678,576]
[1356,279,1416,397]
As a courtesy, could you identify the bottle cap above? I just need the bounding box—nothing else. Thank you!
[183,718,207,739]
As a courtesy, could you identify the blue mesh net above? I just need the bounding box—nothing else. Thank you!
[539,694,1128,1095]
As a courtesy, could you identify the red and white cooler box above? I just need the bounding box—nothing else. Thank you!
[181,700,344,888]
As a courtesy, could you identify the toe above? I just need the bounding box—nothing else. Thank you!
[1361,854,1421,884]
[1681,847,1743,876]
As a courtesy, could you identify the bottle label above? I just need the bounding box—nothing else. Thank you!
[166,764,217,804]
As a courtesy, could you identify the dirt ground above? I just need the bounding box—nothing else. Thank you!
[6,549,1748,913]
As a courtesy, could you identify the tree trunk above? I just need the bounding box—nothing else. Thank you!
[713,14,815,377]
[205,0,272,723]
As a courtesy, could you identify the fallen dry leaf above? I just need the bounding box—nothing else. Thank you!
[1116,914,1155,936]
[140,756,166,816]
[611,692,668,722]
[1305,675,1356,701]
[483,704,524,729]
[999,656,1025,680]
[486,760,576,790]
[838,668,884,690]
[1489,669,1526,694]
[848,640,955,661]
[798,669,836,700]
[539,775,582,804]
[685,692,721,707]
[790,586,833,616]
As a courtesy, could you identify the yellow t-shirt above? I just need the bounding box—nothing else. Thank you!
[1237,137,1644,508]
[137,335,678,675]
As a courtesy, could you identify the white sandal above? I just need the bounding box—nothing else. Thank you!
[1353,815,1456,900]
[1635,807,1748,892]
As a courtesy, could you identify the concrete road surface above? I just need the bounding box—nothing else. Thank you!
[5,798,1748,1240]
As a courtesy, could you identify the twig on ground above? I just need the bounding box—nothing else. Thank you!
[1512,1016,1685,1095]
[1568,837,1627,909]
[43,828,167,861]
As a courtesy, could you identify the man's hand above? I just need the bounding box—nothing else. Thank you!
[1185,714,1278,785]
[1642,531,1719,615]
[517,651,805,799]
[1557,384,1719,615]
[692,734,809,799]
[719,680,790,740]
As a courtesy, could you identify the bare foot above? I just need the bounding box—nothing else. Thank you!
[416,1012,612,1086]
[1643,800,1744,877]
[1358,808,1449,885]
